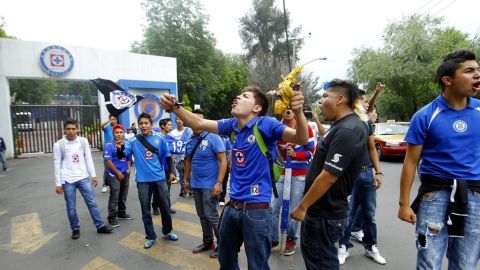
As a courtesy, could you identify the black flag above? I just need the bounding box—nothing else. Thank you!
[91,78,144,117]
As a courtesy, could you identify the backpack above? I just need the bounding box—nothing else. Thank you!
[58,137,88,161]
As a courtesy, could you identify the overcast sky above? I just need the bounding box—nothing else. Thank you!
[1,0,479,84]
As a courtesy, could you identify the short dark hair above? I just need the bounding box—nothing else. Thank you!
[108,114,116,119]
[328,79,360,109]
[138,112,152,124]
[192,109,205,116]
[436,50,477,91]
[243,85,269,116]
[64,118,78,128]
[159,118,172,129]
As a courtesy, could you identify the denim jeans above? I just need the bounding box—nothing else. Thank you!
[301,214,347,270]
[415,189,480,270]
[137,181,172,240]
[174,156,185,192]
[218,205,272,270]
[62,177,105,231]
[0,151,7,170]
[219,170,230,202]
[192,188,219,244]
[272,174,306,241]
[106,173,130,219]
[339,168,377,249]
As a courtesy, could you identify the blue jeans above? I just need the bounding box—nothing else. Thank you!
[272,174,306,241]
[339,168,377,249]
[301,214,347,270]
[218,205,272,270]
[415,189,480,270]
[62,177,105,231]
[0,151,7,170]
[137,181,172,240]
[192,188,219,244]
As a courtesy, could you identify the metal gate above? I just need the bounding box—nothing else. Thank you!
[11,105,102,156]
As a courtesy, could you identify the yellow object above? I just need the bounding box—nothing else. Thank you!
[274,66,304,114]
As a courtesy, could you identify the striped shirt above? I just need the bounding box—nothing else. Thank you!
[277,125,315,176]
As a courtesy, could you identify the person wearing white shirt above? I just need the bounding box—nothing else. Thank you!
[53,118,113,239]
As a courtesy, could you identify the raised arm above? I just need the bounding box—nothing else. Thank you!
[160,94,219,133]
[281,91,308,145]
[367,82,385,113]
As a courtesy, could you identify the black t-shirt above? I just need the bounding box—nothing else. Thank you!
[359,121,374,166]
[304,113,367,219]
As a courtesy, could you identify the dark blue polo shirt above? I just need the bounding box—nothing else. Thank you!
[406,95,480,180]
[217,116,286,203]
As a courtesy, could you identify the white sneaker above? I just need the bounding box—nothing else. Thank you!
[364,245,386,265]
[218,201,225,206]
[337,244,350,265]
[101,186,108,193]
[351,230,364,243]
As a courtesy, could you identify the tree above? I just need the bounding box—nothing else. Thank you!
[0,17,7,38]
[349,15,480,120]
[240,0,320,116]
[9,79,59,104]
[133,0,248,117]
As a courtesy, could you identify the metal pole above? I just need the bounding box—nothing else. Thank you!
[282,0,292,71]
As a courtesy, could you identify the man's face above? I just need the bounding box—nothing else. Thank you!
[163,121,173,133]
[138,118,152,135]
[319,88,340,121]
[109,116,117,126]
[64,124,78,140]
[192,113,204,135]
[450,60,480,96]
[113,129,124,141]
[231,91,260,118]
[175,117,184,127]
[359,94,369,111]
[283,109,295,121]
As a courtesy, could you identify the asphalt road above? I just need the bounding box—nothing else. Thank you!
[0,153,429,270]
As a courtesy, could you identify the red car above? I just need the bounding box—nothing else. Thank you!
[373,122,409,160]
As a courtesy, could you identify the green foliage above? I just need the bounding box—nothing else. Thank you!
[9,79,97,105]
[9,79,59,104]
[133,0,248,118]
[0,17,7,38]
[349,15,480,120]
[239,0,302,62]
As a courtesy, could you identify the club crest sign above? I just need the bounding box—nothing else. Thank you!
[39,45,74,77]
[110,90,136,109]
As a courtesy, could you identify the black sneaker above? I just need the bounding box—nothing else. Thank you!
[177,193,186,199]
[108,219,120,228]
[153,208,160,215]
[117,213,134,220]
[97,225,114,234]
[71,229,80,240]
[170,209,176,214]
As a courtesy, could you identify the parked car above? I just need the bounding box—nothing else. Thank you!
[373,121,409,160]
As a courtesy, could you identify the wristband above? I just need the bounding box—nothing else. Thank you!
[375,172,383,175]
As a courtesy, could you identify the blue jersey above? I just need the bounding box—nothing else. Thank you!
[217,116,286,202]
[124,133,170,182]
[406,95,480,180]
[222,137,232,163]
[168,128,193,156]
[102,124,113,144]
[186,132,225,189]
[103,142,130,177]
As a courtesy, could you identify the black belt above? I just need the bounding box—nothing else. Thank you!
[228,200,270,210]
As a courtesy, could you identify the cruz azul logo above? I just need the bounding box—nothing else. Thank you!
[145,150,154,160]
[39,45,74,77]
[453,120,467,133]
[234,149,246,166]
[111,91,136,110]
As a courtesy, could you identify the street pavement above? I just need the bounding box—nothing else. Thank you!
[0,152,425,270]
